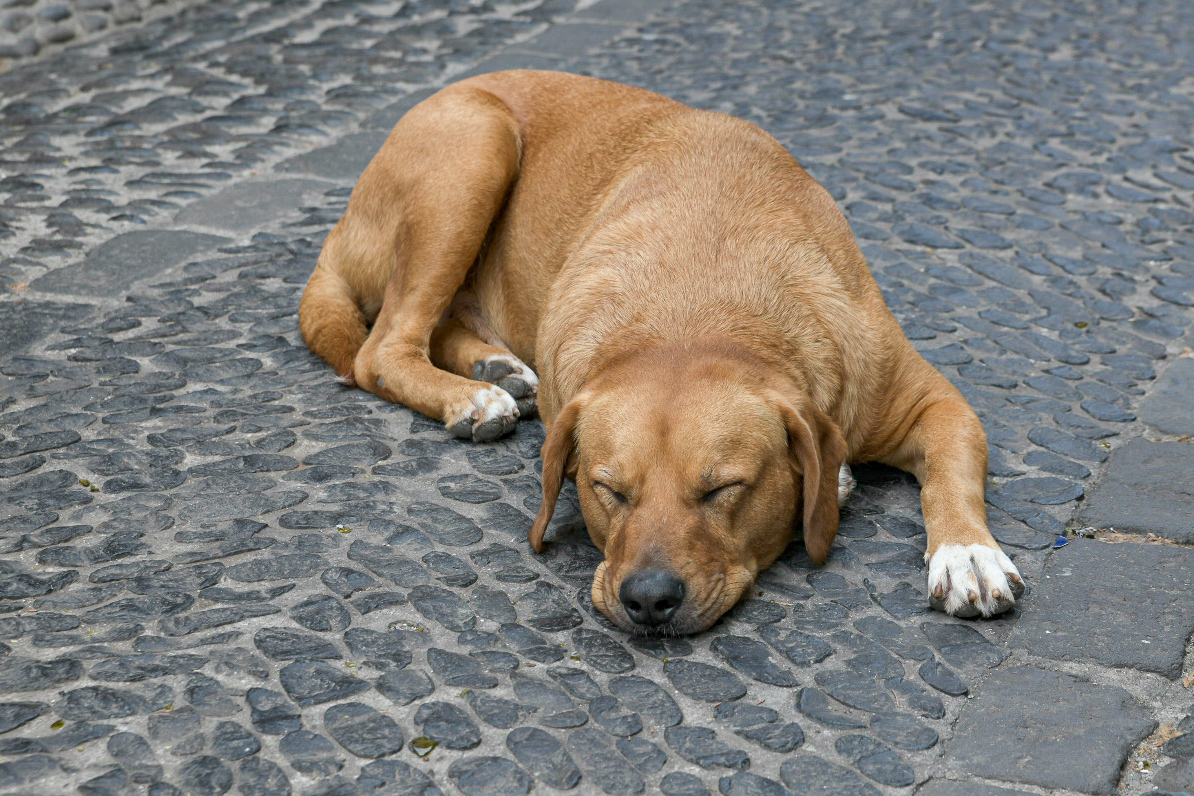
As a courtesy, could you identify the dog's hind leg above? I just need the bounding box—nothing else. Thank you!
[299,231,369,384]
[348,85,525,441]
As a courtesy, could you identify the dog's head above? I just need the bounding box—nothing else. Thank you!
[530,341,847,635]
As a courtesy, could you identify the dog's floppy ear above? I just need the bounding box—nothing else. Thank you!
[529,394,586,553]
[772,393,848,565]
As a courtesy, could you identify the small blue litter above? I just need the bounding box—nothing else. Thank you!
[1052,536,1069,549]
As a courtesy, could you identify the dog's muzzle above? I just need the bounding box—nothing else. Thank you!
[618,568,686,628]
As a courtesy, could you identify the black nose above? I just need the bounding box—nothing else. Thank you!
[619,569,685,627]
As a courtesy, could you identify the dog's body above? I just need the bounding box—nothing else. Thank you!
[300,70,1024,633]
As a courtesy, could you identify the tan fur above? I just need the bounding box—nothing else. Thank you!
[300,70,1024,632]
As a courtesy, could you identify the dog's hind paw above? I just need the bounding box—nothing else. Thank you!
[926,543,1024,618]
[473,354,538,413]
[447,385,520,442]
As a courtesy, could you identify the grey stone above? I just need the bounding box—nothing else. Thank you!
[572,628,635,673]
[0,656,82,693]
[665,726,750,770]
[278,660,368,706]
[290,594,351,632]
[714,703,805,753]
[237,757,291,796]
[919,622,1006,668]
[175,178,334,232]
[607,675,681,727]
[661,771,710,796]
[1154,756,1194,791]
[915,783,1035,796]
[107,732,161,783]
[918,660,968,696]
[1012,539,1194,676]
[427,647,498,689]
[324,702,404,758]
[468,690,529,729]
[795,687,868,729]
[1080,438,1194,543]
[58,685,144,719]
[277,130,389,182]
[947,666,1155,794]
[588,695,642,737]
[346,541,427,587]
[618,735,667,772]
[665,659,747,702]
[711,635,799,687]
[410,585,477,632]
[517,581,582,632]
[254,627,342,661]
[415,701,482,750]
[759,625,834,666]
[375,668,434,706]
[779,753,880,796]
[1139,358,1194,436]
[279,730,343,776]
[718,771,791,796]
[0,701,46,733]
[568,726,645,794]
[870,712,938,750]
[320,566,377,597]
[505,726,581,789]
[30,231,229,297]
[246,688,301,736]
[0,300,93,358]
[448,755,533,796]
[407,502,485,546]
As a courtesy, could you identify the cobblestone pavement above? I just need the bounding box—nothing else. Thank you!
[1,0,1193,794]
[0,0,204,62]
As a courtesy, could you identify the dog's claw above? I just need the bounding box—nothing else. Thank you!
[515,395,538,419]
[927,543,1023,618]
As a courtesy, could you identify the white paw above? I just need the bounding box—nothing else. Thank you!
[837,463,855,508]
[926,543,1024,618]
[472,354,538,418]
[446,386,519,442]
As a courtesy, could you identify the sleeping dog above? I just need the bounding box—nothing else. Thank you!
[299,70,1024,634]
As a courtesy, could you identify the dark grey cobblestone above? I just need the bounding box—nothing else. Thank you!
[0,0,1193,793]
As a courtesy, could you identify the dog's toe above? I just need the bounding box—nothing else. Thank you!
[515,395,538,419]
[473,354,539,402]
[926,543,1022,618]
[837,463,855,508]
[445,385,520,442]
[473,357,514,383]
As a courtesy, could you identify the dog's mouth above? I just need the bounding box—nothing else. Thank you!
[592,563,752,636]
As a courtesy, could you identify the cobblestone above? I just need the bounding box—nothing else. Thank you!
[0,0,1192,793]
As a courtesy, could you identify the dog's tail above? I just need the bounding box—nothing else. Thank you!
[298,246,367,386]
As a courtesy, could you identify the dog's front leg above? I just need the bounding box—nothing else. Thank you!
[355,309,520,443]
[882,396,1024,617]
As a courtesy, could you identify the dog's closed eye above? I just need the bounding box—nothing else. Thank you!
[593,482,628,505]
[700,482,745,504]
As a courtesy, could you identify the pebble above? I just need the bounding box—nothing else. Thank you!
[324,701,404,758]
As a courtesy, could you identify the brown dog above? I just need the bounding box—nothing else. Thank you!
[299,70,1024,634]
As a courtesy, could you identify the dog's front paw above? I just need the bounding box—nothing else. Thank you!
[446,386,519,442]
[926,543,1024,618]
[473,354,539,418]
